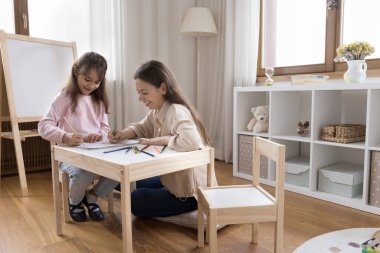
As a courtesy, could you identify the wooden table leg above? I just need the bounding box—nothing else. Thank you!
[121,168,133,253]
[51,154,62,235]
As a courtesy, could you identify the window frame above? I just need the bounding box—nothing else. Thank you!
[257,0,380,77]
[13,0,29,35]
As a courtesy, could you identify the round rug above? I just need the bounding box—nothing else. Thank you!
[293,228,380,253]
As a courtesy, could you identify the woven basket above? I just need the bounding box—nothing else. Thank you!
[321,124,365,143]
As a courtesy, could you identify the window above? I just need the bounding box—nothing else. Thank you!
[28,0,90,55]
[0,0,15,33]
[341,1,380,59]
[0,0,90,56]
[259,0,380,76]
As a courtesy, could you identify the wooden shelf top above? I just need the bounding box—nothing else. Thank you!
[0,129,40,140]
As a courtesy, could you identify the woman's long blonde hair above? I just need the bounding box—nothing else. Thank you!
[134,60,210,145]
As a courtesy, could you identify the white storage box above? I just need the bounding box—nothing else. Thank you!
[318,163,363,198]
[285,156,310,187]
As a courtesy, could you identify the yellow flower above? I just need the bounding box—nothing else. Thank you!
[334,41,375,62]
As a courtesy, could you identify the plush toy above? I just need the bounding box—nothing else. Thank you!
[247,105,269,133]
[297,121,310,137]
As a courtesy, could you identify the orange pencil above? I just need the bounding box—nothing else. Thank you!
[152,146,161,154]
[63,116,76,132]
[140,145,150,151]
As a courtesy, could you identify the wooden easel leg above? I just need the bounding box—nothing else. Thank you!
[14,138,28,196]
[0,52,3,185]
[0,135,2,185]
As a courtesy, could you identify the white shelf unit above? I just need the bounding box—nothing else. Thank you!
[233,78,380,215]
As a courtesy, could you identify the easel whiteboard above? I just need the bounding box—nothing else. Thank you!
[1,32,76,121]
[6,39,74,119]
[0,30,77,196]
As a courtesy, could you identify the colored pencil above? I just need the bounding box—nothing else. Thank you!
[140,145,150,151]
[103,146,130,153]
[63,116,76,132]
[161,145,167,153]
[132,146,139,154]
[140,150,155,157]
[152,146,161,154]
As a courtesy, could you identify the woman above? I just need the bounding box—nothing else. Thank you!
[109,60,218,217]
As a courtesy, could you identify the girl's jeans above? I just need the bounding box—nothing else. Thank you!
[60,162,119,205]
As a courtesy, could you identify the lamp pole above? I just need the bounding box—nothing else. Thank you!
[196,35,200,108]
[179,7,217,108]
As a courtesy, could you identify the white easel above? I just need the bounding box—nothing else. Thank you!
[0,30,76,196]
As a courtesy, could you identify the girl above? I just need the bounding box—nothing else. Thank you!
[109,60,218,217]
[38,52,118,222]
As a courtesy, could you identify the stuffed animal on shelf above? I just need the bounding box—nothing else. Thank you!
[297,121,310,137]
[247,105,269,133]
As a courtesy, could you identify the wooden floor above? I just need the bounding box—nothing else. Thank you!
[1,161,380,253]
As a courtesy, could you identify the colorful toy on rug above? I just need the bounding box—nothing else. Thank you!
[361,237,380,253]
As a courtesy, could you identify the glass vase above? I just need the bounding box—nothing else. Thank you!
[343,60,367,83]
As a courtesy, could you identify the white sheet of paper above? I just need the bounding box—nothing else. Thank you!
[77,139,139,150]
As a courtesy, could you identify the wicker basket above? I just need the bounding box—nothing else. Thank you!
[321,124,365,143]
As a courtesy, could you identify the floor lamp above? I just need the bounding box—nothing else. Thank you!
[180,7,217,108]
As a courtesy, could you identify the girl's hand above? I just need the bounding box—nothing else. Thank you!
[63,133,84,146]
[86,133,102,143]
[108,131,124,143]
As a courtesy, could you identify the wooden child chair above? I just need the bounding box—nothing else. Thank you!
[197,137,285,253]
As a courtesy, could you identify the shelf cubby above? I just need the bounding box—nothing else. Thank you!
[270,91,311,137]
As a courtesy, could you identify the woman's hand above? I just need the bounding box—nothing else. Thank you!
[63,133,84,146]
[108,131,125,143]
[86,133,103,143]
[139,136,170,146]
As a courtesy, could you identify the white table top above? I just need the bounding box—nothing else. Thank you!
[56,143,178,165]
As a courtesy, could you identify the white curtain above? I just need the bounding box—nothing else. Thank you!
[233,0,261,87]
[89,0,124,131]
[198,0,233,161]
[200,0,260,161]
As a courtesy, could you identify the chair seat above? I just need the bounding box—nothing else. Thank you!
[201,186,275,209]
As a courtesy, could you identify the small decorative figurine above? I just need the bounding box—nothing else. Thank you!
[297,121,310,137]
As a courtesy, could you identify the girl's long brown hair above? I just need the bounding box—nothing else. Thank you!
[134,60,210,145]
[64,52,109,113]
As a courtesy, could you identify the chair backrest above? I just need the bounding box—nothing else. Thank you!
[252,137,285,200]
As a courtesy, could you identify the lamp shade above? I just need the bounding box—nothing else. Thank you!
[180,7,217,36]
